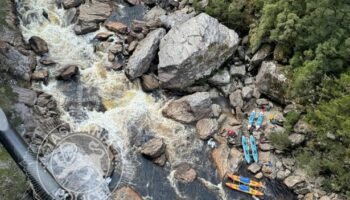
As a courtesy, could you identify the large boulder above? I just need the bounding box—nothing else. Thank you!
[12,87,37,107]
[0,41,36,81]
[29,36,49,55]
[212,145,243,180]
[162,92,212,123]
[196,118,218,140]
[255,61,287,104]
[74,0,112,35]
[125,28,166,79]
[158,13,239,89]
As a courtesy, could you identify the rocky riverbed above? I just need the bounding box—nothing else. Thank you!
[0,0,342,200]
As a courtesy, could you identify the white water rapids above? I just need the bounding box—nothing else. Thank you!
[16,0,206,199]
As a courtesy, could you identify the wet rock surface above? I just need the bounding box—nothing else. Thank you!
[113,186,143,200]
[174,163,197,183]
[126,28,166,79]
[74,0,112,34]
[162,92,213,123]
[158,13,239,89]
[140,138,166,159]
[29,36,49,55]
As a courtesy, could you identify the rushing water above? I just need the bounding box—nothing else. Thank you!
[14,0,296,199]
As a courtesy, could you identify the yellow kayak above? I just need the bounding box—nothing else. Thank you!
[228,174,264,188]
[225,182,264,196]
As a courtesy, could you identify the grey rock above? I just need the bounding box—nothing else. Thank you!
[0,42,36,81]
[162,92,212,123]
[64,7,79,25]
[256,98,269,106]
[62,0,83,9]
[250,44,272,67]
[143,6,167,21]
[159,8,195,29]
[74,21,99,35]
[12,87,37,107]
[208,69,230,86]
[230,65,246,77]
[294,120,311,134]
[141,74,159,92]
[242,86,253,100]
[283,104,305,115]
[125,0,142,5]
[259,143,272,151]
[58,65,79,80]
[248,163,261,174]
[196,118,218,140]
[94,32,114,41]
[277,169,291,180]
[141,138,166,158]
[153,154,167,166]
[288,133,305,147]
[128,41,138,52]
[126,28,166,79]
[237,46,245,60]
[158,13,239,89]
[174,163,197,183]
[282,158,295,170]
[220,79,243,97]
[319,196,331,200]
[212,145,243,180]
[229,90,243,108]
[74,0,112,34]
[29,36,49,55]
[326,132,336,140]
[31,69,48,81]
[284,175,305,189]
[244,77,254,85]
[211,104,222,117]
[256,61,287,104]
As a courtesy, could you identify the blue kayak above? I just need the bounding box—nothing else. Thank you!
[255,112,264,130]
[250,135,259,163]
[248,111,256,129]
[242,136,251,163]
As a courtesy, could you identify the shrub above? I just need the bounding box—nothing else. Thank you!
[268,132,291,151]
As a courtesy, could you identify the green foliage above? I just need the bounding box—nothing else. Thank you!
[0,0,9,26]
[0,85,18,114]
[298,76,350,194]
[268,132,291,151]
[283,111,300,134]
[0,145,28,200]
[194,0,258,34]
[249,0,350,100]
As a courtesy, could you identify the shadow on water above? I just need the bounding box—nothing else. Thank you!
[130,146,220,200]
[232,163,297,200]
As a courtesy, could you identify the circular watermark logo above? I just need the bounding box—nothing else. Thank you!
[35,125,118,199]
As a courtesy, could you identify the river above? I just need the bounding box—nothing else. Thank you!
[14,0,295,199]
